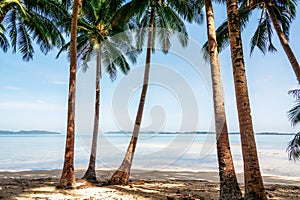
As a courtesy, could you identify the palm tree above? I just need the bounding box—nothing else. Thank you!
[262,0,300,83]
[287,89,300,161]
[225,0,267,199]
[107,0,199,185]
[203,0,242,198]
[57,0,137,182]
[58,0,82,189]
[0,0,66,61]
[204,0,300,83]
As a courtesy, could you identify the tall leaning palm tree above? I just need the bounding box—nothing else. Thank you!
[203,0,242,198]
[57,0,137,182]
[204,0,300,84]
[248,0,300,83]
[225,0,267,199]
[0,0,66,61]
[59,0,82,189]
[107,0,199,185]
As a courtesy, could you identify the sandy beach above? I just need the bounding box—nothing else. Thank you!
[0,169,299,199]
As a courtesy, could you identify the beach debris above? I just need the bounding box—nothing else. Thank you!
[134,181,145,185]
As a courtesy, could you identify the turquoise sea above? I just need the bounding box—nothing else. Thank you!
[0,133,298,178]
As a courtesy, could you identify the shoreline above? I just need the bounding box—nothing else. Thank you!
[0,169,299,200]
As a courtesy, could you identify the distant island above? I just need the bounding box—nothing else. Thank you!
[0,130,293,136]
[104,131,294,135]
[0,130,62,135]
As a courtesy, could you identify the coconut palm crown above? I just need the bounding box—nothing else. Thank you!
[107,0,204,185]
[203,0,297,55]
[0,0,67,61]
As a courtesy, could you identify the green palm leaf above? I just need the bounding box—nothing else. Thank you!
[288,100,300,127]
[288,89,300,127]
[58,0,137,79]
[288,89,300,99]
[250,10,277,55]
[0,23,9,51]
[18,19,34,61]
[287,132,300,161]
[1,0,66,60]
[6,9,18,53]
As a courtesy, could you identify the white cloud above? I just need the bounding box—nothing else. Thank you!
[51,80,68,85]
[255,75,273,84]
[4,86,22,91]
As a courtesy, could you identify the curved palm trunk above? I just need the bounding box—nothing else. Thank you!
[59,0,82,189]
[204,0,242,199]
[266,5,300,84]
[82,47,101,182]
[226,0,267,199]
[108,7,155,185]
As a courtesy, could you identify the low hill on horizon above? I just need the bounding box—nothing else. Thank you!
[104,131,294,135]
[0,130,61,135]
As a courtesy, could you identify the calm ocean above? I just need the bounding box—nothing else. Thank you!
[0,133,298,177]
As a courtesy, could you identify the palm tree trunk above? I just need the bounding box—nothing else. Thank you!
[59,0,82,189]
[226,0,267,199]
[82,47,101,182]
[108,7,155,185]
[204,0,242,199]
[267,5,300,84]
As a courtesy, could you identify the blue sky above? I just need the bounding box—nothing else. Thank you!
[0,4,299,134]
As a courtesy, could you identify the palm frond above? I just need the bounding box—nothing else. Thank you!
[56,41,70,58]
[136,21,148,52]
[81,0,97,24]
[112,32,138,64]
[270,3,293,41]
[2,0,67,60]
[288,89,300,99]
[6,9,18,53]
[158,4,188,47]
[79,44,94,72]
[167,0,195,23]
[265,13,277,53]
[190,0,205,24]
[61,0,72,10]
[25,11,64,54]
[0,24,9,52]
[287,132,300,161]
[102,39,131,78]
[2,0,28,18]
[112,54,130,76]
[18,19,34,61]
[111,0,148,27]
[24,0,69,23]
[250,9,269,55]
[155,13,171,53]
[287,100,300,127]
